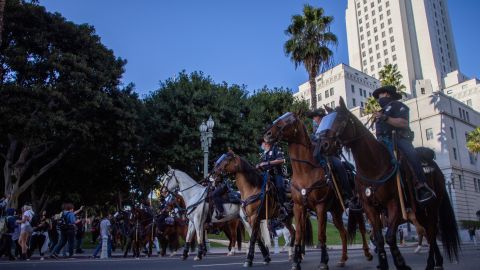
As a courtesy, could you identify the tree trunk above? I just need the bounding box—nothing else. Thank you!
[309,73,317,109]
[5,143,72,209]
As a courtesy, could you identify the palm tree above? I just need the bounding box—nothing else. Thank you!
[363,96,381,115]
[467,127,480,154]
[378,64,407,97]
[284,4,337,109]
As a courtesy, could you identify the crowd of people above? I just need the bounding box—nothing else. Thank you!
[0,196,102,261]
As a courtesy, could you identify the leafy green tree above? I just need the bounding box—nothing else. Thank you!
[0,1,138,208]
[378,64,407,97]
[467,127,480,154]
[284,4,337,109]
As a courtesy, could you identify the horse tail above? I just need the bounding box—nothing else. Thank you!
[237,221,245,251]
[347,210,362,244]
[303,214,314,247]
[432,161,460,261]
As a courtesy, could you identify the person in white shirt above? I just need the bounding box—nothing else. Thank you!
[92,211,112,258]
[17,204,34,260]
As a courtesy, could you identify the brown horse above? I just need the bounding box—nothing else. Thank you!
[213,150,297,267]
[318,97,460,270]
[263,112,373,270]
[131,207,156,258]
[157,195,190,257]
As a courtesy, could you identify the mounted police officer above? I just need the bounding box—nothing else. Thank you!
[372,85,435,203]
[308,109,360,210]
[211,176,229,220]
[256,139,288,218]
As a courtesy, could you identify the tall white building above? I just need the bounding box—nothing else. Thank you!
[349,92,480,222]
[293,63,380,110]
[346,0,459,93]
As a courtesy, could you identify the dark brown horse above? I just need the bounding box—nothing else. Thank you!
[213,150,297,267]
[157,195,190,257]
[130,207,156,258]
[263,112,373,270]
[318,97,460,270]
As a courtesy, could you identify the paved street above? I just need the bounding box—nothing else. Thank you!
[1,244,478,270]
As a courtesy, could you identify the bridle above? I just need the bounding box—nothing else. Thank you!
[319,110,368,150]
[162,170,198,194]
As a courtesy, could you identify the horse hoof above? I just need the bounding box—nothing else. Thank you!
[366,254,374,261]
[181,256,188,261]
[243,261,253,267]
[263,257,271,265]
[337,260,345,267]
[291,265,301,270]
[289,254,293,262]
[318,263,329,270]
[194,256,201,261]
[433,267,443,270]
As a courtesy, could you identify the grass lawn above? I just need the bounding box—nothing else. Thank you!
[207,218,366,247]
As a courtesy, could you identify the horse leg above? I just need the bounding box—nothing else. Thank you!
[385,203,411,270]
[194,220,205,261]
[257,236,271,264]
[244,215,260,268]
[228,221,237,256]
[285,220,296,261]
[291,203,304,270]
[365,207,388,270]
[358,217,374,261]
[315,203,329,270]
[331,208,348,267]
[182,221,195,260]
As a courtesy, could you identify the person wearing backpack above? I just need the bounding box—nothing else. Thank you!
[51,203,77,258]
[17,204,34,260]
[28,211,51,260]
[0,208,16,260]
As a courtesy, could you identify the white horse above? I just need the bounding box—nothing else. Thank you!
[161,168,270,261]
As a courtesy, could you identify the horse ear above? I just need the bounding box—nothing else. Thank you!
[339,97,347,110]
[227,147,234,154]
[324,105,333,113]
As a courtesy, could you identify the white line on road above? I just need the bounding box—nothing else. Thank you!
[193,260,290,267]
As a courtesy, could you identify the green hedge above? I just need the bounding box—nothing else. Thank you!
[459,220,480,229]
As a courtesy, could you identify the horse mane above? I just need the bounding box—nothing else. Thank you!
[238,157,263,188]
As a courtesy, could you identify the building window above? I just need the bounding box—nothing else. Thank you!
[369,92,372,97]
[391,45,395,52]
[331,101,335,108]
[376,44,380,50]
[426,128,433,141]
[453,147,457,160]
[370,56,374,62]
[392,54,397,61]
[469,152,477,165]
[390,36,395,42]
[368,39,372,45]
[377,52,381,59]
[474,178,480,193]
[387,10,391,16]
[466,111,470,122]
[361,43,365,49]
[351,85,355,93]
[458,175,464,190]
[360,26,364,32]
[361,101,364,108]
[363,60,367,66]
[373,18,377,24]
[375,35,379,41]
[378,62,382,68]
[379,6,383,12]
[362,51,366,57]
[386,1,390,7]
[330,88,334,96]
[318,93,322,101]
[458,107,462,118]
[389,27,393,34]
[361,34,364,40]
[353,98,356,107]
[380,14,384,20]
[325,90,329,98]
[382,32,386,38]
[450,127,454,139]
[384,49,388,55]
[388,18,392,25]
[421,87,425,95]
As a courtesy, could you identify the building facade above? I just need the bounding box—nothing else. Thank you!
[348,92,480,222]
[346,0,459,93]
[293,63,380,110]
[443,71,480,113]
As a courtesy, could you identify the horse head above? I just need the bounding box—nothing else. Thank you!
[160,167,180,194]
[213,149,240,176]
[263,112,308,145]
[317,97,364,155]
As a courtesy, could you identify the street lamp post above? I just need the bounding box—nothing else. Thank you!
[199,116,215,178]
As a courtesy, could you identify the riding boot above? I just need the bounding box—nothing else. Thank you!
[215,210,225,220]
[415,182,435,203]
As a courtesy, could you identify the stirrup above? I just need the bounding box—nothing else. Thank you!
[415,185,436,203]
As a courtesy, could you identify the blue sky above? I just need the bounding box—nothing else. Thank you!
[40,0,479,97]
